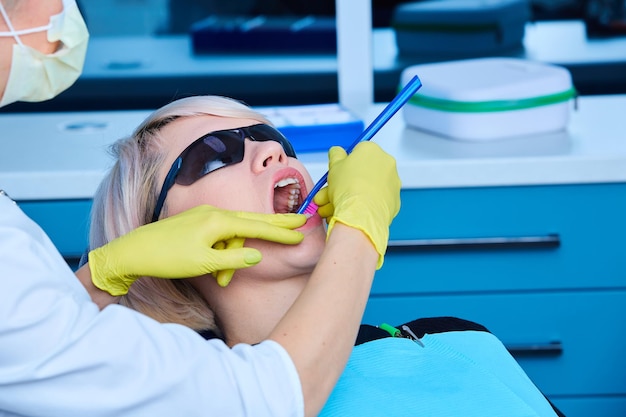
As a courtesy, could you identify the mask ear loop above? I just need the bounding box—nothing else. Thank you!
[0,2,53,45]
[0,2,22,46]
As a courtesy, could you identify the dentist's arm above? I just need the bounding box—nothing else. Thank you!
[1,196,303,417]
[271,142,401,417]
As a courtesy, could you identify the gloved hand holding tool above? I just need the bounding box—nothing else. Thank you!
[314,141,401,269]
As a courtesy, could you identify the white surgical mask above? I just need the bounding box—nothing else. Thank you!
[0,0,89,107]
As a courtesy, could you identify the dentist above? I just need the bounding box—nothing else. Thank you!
[0,1,402,417]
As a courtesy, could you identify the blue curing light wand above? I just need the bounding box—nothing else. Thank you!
[297,75,422,215]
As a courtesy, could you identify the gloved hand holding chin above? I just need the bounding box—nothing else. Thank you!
[88,205,306,296]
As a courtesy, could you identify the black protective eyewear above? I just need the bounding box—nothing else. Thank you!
[152,124,297,222]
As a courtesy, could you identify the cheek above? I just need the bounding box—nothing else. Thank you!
[164,170,257,216]
[247,222,326,270]
[165,189,209,217]
[165,182,225,217]
[294,161,316,190]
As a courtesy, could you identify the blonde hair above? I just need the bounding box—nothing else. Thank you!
[90,95,271,332]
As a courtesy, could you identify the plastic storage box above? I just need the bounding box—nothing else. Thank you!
[401,58,577,141]
[392,0,530,56]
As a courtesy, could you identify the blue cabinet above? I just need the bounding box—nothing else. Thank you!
[364,182,626,417]
[18,200,92,268]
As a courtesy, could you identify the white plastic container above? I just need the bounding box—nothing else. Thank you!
[401,58,577,141]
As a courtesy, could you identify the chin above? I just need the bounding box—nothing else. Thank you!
[247,225,326,274]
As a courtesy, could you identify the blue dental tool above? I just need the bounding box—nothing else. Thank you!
[297,75,422,215]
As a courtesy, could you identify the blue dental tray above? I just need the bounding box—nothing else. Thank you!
[256,104,365,154]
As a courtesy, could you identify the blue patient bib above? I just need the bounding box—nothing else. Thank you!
[320,331,557,417]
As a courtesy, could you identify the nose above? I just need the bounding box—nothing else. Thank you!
[248,139,288,172]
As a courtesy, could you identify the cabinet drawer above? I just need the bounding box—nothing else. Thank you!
[374,183,626,294]
[551,396,626,417]
[18,200,92,263]
[363,291,626,397]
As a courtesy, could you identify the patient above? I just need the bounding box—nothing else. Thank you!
[89,95,562,416]
[89,95,334,331]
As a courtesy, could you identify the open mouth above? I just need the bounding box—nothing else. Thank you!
[273,177,303,213]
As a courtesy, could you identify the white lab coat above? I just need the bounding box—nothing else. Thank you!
[0,192,303,417]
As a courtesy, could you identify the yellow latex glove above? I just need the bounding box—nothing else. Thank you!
[89,205,306,295]
[313,142,401,269]
[211,237,244,287]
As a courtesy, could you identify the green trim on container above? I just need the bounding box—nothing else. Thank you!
[406,87,577,113]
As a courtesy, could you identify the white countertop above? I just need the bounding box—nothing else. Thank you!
[1,94,625,201]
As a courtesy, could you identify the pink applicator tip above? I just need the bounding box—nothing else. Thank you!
[301,202,318,218]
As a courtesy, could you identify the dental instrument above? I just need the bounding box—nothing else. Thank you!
[297,75,422,215]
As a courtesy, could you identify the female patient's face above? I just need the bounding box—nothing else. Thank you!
[157,114,327,278]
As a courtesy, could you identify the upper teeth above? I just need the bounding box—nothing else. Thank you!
[274,178,299,188]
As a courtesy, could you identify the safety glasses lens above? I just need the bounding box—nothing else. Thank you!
[176,131,245,185]
[175,124,296,186]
